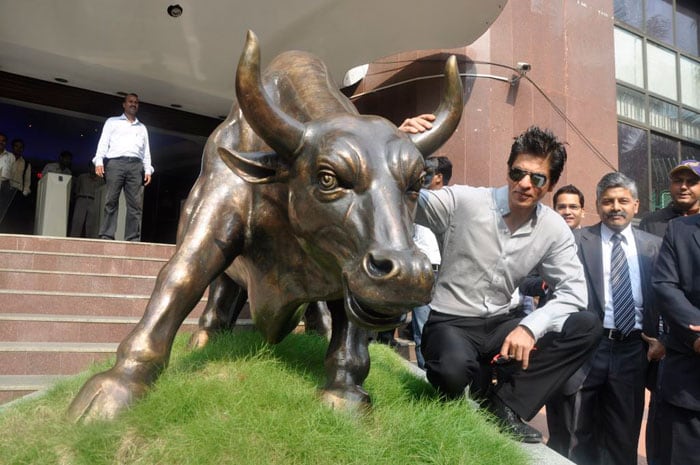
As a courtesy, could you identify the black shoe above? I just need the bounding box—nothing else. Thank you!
[486,396,542,443]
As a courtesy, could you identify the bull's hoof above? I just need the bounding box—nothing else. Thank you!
[320,386,371,413]
[188,329,212,349]
[66,370,148,423]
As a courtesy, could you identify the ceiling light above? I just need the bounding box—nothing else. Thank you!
[167,4,183,18]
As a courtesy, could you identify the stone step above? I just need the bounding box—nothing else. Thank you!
[0,268,159,295]
[0,249,168,275]
[0,313,208,343]
[0,375,70,405]
[0,234,175,259]
[0,341,119,376]
[0,290,208,317]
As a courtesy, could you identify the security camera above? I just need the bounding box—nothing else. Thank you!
[517,62,532,72]
[167,4,183,17]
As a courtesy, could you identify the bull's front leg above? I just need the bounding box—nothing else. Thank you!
[67,230,239,422]
[320,299,371,411]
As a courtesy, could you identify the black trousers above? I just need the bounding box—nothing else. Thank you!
[546,390,577,456]
[422,310,601,421]
[99,157,144,241]
[655,400,700,465]
[569,336,647,465]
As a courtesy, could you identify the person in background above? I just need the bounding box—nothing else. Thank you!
[93,93,154,242]
[639,159,700,237]
[524,183,585,456]
[637,159,699,465]
[0,132,14,225]
[0,133,12,182]
[0,139,32,233]
[569,172,662,465]
[554,184,585,229]
[7,139,31,198]
[70,162,105,238]
[412,156,452,369]
[651,213,700,465]
[42,150,73,177]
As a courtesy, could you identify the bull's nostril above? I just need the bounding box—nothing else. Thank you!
[366,253,394,277]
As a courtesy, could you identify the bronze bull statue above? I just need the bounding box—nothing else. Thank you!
[68,31,463,422]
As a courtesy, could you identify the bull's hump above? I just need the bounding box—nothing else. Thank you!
[265,52,357,119]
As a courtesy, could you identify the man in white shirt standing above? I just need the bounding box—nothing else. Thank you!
[93,93,154,242]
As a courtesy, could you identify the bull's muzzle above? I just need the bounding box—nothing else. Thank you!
[343,249,434,330]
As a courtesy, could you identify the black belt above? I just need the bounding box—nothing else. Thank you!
[107,156,141,163]
[432,264,440,272]
[603,328,641,342]
[77,195,95,199]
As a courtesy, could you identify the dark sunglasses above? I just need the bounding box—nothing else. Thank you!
[508,167,548,188]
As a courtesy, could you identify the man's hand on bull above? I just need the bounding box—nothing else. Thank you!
[398,113,436,134]
[500,325,536,370]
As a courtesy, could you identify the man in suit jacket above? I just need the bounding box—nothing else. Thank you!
[637,159,699,465]
[569,172,662,465]
[651,215,700,465]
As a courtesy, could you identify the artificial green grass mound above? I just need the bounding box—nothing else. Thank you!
[0,331,528,465]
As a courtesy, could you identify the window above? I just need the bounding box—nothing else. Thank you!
[681,108,700,141]
[618,123,650,213]
[646,42,677,100]
[615,0,644,30]
[650,133,678,209]
[617,85,647,123]
[649,97,678,132]
[677,0,700,55]
[615,28,645,87]
[615,0,700,213]
[646,0,674,45]
[680,56,700,109]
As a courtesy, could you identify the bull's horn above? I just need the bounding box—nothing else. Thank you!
[410,55,464,157]
[236,30,305,157]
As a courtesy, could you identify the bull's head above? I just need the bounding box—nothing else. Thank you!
[221,31,463,330]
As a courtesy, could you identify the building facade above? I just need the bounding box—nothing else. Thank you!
[352,0,699,222]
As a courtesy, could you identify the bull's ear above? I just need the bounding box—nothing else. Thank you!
[218,147,289,184]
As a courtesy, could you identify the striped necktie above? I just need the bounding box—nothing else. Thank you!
[611,233,635,335]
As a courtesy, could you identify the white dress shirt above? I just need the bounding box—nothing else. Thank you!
[92,114,154,175]
[0,150,13,181]
[600,223,643,330]
[413,224,441,265]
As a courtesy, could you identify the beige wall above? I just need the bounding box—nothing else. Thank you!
[351,0,617,227]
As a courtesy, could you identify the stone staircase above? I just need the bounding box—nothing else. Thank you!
[0,234,209,405]
[0,233,420,407]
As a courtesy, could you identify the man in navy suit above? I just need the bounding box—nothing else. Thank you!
[652,214,700,465]
[569,172,663,465]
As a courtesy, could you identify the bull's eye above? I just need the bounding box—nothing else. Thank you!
[318,170,338,191]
